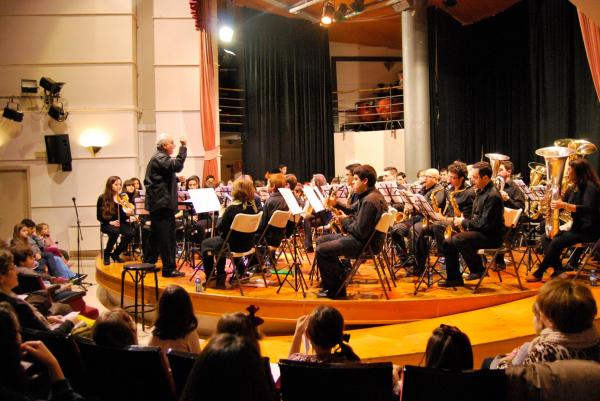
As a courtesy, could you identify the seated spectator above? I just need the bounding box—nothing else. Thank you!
[216,305,264,350]
[35,222,69,261]
[288,305,360,363]
[488,279,599,369]
[0,302,84,401]
[0,249,78,337]
[92,309,138,348]
[180,333,276,401]
[149,285,200,354]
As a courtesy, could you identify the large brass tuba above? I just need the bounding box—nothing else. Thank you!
[535,146,575,238]
[485,153,509,191]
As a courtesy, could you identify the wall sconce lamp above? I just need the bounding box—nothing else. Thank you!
[80,128,109,157]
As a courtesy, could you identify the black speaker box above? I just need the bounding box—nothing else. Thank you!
[44,134,72,171]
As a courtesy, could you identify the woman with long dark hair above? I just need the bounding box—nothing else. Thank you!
[97,176,134,266]
[527,159,600,281]
[149,285,200,353]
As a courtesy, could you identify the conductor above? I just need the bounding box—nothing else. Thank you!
[143,133,187,277]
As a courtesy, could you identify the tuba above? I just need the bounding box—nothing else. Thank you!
[485,153,510,191]
[535,146,575,239]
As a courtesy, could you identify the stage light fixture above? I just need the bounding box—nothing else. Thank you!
[321,1,335,25]
[350,0,364,13]
[3,99,24,123]
[40,77,65,95]
[21,79,38,94]
[219,25,234,43]
[334,3,350,21]
[48,102,68,122]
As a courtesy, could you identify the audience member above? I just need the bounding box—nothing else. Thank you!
[288,305,360,363]
[216,305,264,350]
[149,285,200,354]
[92,308,138,348]
[180,333,276,401]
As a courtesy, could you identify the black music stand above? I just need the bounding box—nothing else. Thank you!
[177,202,200,271]
[186,188,221,282]
[276,188,308,298]
[513,180,544,272]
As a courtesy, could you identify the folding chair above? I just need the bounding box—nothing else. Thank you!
[254,210,292,286]
[205,211,263,296]
[472,207,524,294]
[166,349,199,397]
[336,212,395,299]
[572,238,600,280]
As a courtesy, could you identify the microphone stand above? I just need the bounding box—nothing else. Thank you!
[72,197,91,289]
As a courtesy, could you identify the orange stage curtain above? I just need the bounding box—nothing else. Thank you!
[578,10,600,102]
[190,0,220,180]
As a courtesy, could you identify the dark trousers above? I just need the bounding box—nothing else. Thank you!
[101,223,134,257]
[316,233,363,293]
[390,216,423,254]
[303,212,332,249]
[201,236,227,280]
[536,230,596,275]
[442,231,501,281]
[144,208,177,273]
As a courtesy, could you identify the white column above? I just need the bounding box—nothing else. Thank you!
[402,0,431,180]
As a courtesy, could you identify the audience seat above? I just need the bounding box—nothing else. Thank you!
[166,349,199,397]
[75,337,177,401]
[401,365,506,401]
[278,359,394,401]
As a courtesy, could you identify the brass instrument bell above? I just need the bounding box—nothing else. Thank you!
[485,153,510,179]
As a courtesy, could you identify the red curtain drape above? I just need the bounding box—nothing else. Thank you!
[190,0,220,180]
[578,10,600,102]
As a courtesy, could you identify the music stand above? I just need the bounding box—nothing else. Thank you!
[513,180,544,272]
[411,194,446,294]
[187,189,221,281]
[276,188,308,297]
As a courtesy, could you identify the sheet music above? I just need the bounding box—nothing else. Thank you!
[187,188,221,214]
[313,186,326,204]
[303,186,325,213]
[279,188,303,215]
[376,181,403,204]
[134,196,149,215]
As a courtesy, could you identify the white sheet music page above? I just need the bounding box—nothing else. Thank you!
[279,188,303,215]
[303,186,325,213]
[188,188,221,214]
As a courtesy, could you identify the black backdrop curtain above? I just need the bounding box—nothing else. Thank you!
[429,0,600,178]
[241,10,334,182]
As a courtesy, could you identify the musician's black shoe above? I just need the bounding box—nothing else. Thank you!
[438,278,464,288]
[493,261,506,271]
[465,273,483,281]
[103,254,111,266]
[111,253,125,263]
[305,247,315,253]
[162,270,185,278]
[316,287,347,299]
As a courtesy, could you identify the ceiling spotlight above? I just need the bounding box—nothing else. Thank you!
[48,102,68,122]
[21,79,38,94]
[219,25,234,43]
[334,3,350,21]
[350,0,364,13]
[321,1,335,25]
[40,77,65,95]
[3,100,23,123]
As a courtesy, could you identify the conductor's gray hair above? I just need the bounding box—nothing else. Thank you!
[156,133,172,150]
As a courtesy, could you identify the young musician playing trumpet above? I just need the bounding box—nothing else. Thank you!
[97,176,135,265]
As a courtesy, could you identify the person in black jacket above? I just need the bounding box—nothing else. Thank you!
[201,176,258,289]
[97,176,134,265]
[257,173,289,247]
[439,162,505,288]
[527,159,600,281]
[143,134,187,278]
[315,165,387,299]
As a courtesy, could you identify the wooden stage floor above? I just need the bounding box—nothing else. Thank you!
[95,248,547,334]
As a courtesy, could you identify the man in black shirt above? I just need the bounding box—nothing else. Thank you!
[497,161,525,211]
[316,165,387,299]
[439,162,505,287]
[143,134,187,277]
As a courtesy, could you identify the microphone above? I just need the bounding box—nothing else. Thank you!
[72,197,76,203]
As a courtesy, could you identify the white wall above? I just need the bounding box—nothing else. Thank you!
[0,0,137,251]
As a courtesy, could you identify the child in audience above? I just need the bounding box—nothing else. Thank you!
[36,223,69,261]
[488,279,599,369]
[92,308,138,348]
[149,285,200,354]
[0,302,84,401]
[216,305,264,350]
[288,305,360,363]
[180,333,276,401]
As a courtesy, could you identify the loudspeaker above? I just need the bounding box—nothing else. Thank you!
[44,134,72,171]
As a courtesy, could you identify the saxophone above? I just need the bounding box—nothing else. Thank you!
[424,187,444,229]
[444,188,466,240]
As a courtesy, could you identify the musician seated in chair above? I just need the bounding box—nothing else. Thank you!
[438,162,505,288]
[303,173,332,253]
[390,168,446,274]
[527,159,600,282]
[315,165,387,299]
[416,162,474,274]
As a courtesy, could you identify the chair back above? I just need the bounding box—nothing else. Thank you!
[166,349,198,397]
[76,337,177,401]
[503,207,523,229]
[231,211,263,233]
[279,359,394,401]
[374,212,395,233]
[401,365,506,401]
[14,273,45,294]
[268,210,292,229]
